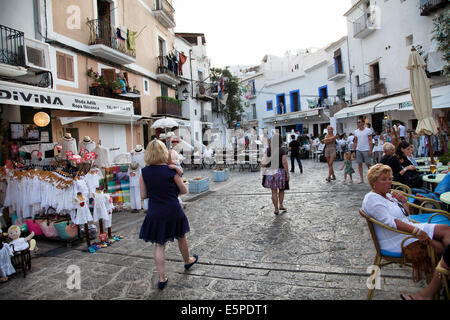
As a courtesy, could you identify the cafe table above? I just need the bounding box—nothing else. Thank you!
[422,173,446,191]
[416,165,449,173]
[439,191,450,205]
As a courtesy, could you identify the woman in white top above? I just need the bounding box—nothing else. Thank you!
[362,164,450,257]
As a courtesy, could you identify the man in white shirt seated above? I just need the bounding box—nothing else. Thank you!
[203,145,214,167]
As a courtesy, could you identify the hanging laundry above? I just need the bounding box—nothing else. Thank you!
[179,52,187,75]
[127,30,137,51]
[117,27,126,41]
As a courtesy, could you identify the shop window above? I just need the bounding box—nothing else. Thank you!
[56,51,74,81]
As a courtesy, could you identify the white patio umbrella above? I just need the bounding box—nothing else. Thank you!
[151,117,179,129]
[151,117,179,146]
[407,48,438,163]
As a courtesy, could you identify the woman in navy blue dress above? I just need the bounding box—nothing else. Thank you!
[139,139,198,289]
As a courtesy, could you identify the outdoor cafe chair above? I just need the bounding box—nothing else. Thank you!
[313,144,325,162]
[203,156,215,169]
[359,209,437,300]
[225,152,236,170]
[193,156,203,170]
[182,153,193,170]
[237,153,249,172]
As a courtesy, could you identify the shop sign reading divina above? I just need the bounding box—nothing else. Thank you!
[0,80,133,116]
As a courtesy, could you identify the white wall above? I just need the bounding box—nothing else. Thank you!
[347,0,441,99]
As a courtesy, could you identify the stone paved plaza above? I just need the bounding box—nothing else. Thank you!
[0,159,430,300]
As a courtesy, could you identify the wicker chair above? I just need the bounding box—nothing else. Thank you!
[10,246,32,278]
[391,181,443,212]
[359,209,437,300]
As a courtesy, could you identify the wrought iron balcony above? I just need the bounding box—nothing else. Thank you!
[357,78,387,100]
[86,19,136,65]
[0,24,25,67]
[153,0,176,29]
[420,0,449,16]
[156,55,180,86]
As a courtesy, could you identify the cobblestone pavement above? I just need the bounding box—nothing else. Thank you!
[0,159,431,300]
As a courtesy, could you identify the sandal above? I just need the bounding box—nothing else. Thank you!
[400,293,415,300]
[325,177,331,182]
[158,276,168,290]
[184,254,199,270]
[331,175,336,180]
[274,211,279,215]
[279,207,287,211]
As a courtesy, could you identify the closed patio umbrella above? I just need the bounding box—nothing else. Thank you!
[407,48,438,163]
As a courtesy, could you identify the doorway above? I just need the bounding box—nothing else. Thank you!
[276,94,286,114]
[371,112,384,135]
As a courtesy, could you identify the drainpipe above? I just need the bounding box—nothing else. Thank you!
[189,49,194,99]
[189,48,194,146]
[346,36,353,105]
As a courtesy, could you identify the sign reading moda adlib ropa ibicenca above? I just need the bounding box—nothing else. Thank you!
[0,80,133,116]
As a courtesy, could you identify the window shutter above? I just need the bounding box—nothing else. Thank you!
[56,52,66,80]
[65,55,74,81]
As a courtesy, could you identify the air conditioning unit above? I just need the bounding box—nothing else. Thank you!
[24,37,51,72]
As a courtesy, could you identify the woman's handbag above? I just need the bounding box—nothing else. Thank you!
[401,238,432,282]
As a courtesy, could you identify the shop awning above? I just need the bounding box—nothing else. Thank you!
[334,100,383,119]
[375,93,411,113]
[433,92,450,109]
[374,85,450,112]
[60,114,142,125]
[0,80,134,116]
[263,109,319,123]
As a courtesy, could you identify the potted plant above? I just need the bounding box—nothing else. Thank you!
[111,78,122,94]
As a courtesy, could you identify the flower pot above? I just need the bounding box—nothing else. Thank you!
[188,177,210,193]
[213,169,229,182]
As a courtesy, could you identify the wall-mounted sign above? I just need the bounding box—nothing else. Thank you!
[399,101,413,110]
[0,80,133,116]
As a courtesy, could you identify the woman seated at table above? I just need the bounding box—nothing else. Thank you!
[381,142,427,194]
[397,141,427,190]
[362,164,450,257]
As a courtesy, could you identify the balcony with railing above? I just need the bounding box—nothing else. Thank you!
[156,55,180,86]
[353,12,376,39]
[327,61,346,81]
[420,0,449,16]
[156,96,182,117]
[86,19,136,65]
[153,0,176,29]
[357,78,387,100]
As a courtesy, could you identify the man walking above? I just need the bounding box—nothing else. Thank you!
[354,118,373,184]
[289,135,303,173]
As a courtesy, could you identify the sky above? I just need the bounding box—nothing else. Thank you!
[174,0,352,68]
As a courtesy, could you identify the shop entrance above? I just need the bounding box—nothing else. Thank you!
[99,123,127,159]
[371,112,384,135]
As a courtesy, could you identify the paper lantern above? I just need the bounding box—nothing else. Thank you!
[33,112,50,127]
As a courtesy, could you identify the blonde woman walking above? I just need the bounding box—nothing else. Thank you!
[139,140,198,290]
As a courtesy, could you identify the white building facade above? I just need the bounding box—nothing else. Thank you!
[335,0,450,136]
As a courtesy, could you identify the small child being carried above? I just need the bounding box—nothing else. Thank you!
[340,152,355,183]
